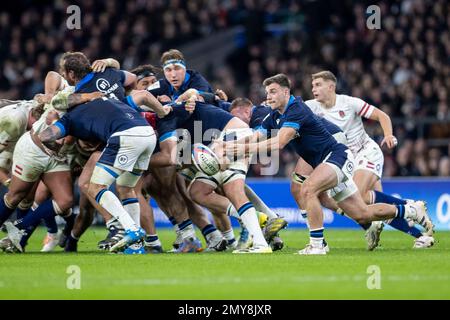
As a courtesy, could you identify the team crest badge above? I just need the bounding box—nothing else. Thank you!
[339,110,345,118]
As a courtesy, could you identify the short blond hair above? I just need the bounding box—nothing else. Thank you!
[311,71,337,83]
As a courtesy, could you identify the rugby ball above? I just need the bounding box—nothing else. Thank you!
[192,143,220,176]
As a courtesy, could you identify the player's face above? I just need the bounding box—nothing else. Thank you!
[136,76,157,90]
[265,83,289,110]
[230,106,252,125]
[164,64,186,90]
[311,78,333,102]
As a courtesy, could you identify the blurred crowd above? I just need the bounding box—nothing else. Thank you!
[0,0,449,177]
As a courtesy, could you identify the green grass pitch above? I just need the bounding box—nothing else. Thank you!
[1,227,449,299]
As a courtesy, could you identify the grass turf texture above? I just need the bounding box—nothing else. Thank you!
[1,227,449,299]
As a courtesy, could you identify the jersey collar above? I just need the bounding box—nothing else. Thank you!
[279,95,296,115]
[75,72,95,92]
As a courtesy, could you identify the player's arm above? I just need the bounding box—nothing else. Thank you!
[91,58,121,72]
[367,107,397,149]
[128,90,172,118]
[45,71,65,95]
[246,127,295,154]
[38,114,70,151]
[50,88,104,111]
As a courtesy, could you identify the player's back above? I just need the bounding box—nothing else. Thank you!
[60,98,148,143]
[0,101,33,147]
[74,68,126,102]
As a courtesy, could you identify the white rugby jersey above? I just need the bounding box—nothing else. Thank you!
[305,94,375,155]
[0,100,36,152]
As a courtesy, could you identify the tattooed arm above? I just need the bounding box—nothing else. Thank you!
[67,92,104,108]
[51,90,104,111]
[38,124,66,152]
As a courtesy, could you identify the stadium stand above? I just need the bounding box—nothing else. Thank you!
[0,0,448,177]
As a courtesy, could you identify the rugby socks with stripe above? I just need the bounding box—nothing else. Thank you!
[310,227,325,248]
[201,224,222,243]
[221,228,236,246]
[95,189,138,231]
[178,219,196,239]
[145,234,162,247]
[371,191,422,238]
[121,198,140,227]
[238,202,268,248]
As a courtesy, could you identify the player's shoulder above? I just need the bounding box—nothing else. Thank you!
[336,94,363,107]
[304,98,320,107]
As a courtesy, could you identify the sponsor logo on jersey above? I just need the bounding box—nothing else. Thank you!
[96,78,111,92]
[117,154,128,165]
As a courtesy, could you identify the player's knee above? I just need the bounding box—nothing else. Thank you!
[78,180,90,195]
[54,197,73,214]
[300,181,318,200]
[5,192,25,208]
[116,185,135,199]
[87,183,104,200]
[189,183,205,204]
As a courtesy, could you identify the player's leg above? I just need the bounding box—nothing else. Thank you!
[135,177,162,253]
[31,181,60,252]
[188,179,229,252]
[297,163,339,254]
[62,191,95,252]
[146,166,203,252]
[78,151,122,250]
[88,163,144,252]
[0,173,37,226]
[355,145,433,247]
[222,178,271,253]
[109,130,157,253]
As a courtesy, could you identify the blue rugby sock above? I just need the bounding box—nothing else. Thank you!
[373,193,422,238]
[373,191,406,205]
[388,217,422,238]
[15,207,30,220]
[16,199,56,231]
[0,197,16,226]
[44,215,58,234]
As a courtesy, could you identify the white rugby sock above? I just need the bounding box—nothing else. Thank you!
[122,198,140,227]
[245,184,277,219]
[178,219,196,239]
[221,228,236,242]
[238,202,268,248]
[226,203,239,219]
[96,190,138,231]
